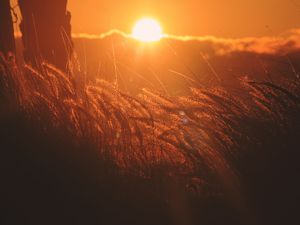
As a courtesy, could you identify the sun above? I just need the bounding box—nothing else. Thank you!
[132,18,163,43]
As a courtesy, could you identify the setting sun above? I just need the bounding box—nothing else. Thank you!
[132,18,163,42]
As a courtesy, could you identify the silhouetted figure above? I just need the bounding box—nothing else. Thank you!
[0,0,15,55]
[18,0,73,71]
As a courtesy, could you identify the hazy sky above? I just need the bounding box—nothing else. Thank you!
[68,0,300,38]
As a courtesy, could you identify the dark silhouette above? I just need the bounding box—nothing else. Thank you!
[0,0,15,55]
[18,0,73,71]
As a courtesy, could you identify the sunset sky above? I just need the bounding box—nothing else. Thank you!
[68,0,300,38]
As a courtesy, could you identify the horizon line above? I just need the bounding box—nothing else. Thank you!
[14,28,300,42]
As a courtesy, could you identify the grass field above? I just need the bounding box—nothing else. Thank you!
[1,53,300,225]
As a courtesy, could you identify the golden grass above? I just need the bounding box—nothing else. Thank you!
[1,53,300,197]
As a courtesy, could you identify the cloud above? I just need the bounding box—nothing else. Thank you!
[161,29,300,55]
[72,28,300,56]
[71,29,130,39]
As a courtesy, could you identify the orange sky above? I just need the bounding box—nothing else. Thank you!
[68,0,300,38]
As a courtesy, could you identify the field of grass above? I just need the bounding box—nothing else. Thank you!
[1,53,300,225]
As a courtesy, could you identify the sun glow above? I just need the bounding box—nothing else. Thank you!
[132,18,163,42]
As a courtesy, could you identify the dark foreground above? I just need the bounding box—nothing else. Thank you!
[1,56,300,225]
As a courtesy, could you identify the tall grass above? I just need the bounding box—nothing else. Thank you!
[1,54,300,225]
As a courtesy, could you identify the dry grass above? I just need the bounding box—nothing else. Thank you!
[1,54,300,224]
